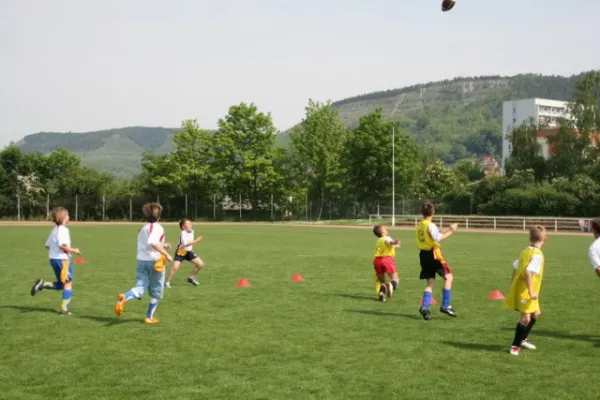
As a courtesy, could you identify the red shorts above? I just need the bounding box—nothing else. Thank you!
[373,256,396,275]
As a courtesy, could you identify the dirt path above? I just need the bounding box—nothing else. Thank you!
[0,220,588,236]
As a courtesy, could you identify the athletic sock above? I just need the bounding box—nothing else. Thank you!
[391,280,398,290]
[61,289,72,311]
[511,323,528,347]
[422,291,432,309]
[124,290,138,301]
[146,298,159,319]
[525,318,537,338]
[442,288,451,308]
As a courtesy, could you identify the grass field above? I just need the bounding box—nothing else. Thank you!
[1,224,598,399]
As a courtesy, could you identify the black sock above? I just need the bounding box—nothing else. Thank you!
[511,323,528,347]
[391,280,398,290]
[525,318,537,338]
[379,284,386,295]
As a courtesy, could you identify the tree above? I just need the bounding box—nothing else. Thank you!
[453,159,485,183]
[344,108,420,211]
[504,119,547,181]
[290,100,347,220]
[212,103,280,215]
[416,159,459,200]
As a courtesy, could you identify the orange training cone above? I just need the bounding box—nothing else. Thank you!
[75,258,84,264]
[292,274,304,282]
[489,290,504,300]
[236,278,250,287]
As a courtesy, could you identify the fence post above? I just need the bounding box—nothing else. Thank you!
[75,194,78,221]
[440,217,443,228]
[554,219,558,232]
[17,194,20,221]
[129,197,132,221]
[46,194,50,220]
[522,219,526,230]
[465,217,469,229]
[239,194,242,221]
[213,194,216,221]
[415,217,418,227]
[157,194,160,203]
[185,194,188,217]
[494,218,497,230]
[102,195,106,221]
[270,191,274,221]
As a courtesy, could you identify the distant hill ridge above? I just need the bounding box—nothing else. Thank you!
[16,72,590,177]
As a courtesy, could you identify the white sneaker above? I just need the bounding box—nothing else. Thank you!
[165,282,172,288]
[509,346,520,356]
[520,339,536,350]
[386,282,394,299]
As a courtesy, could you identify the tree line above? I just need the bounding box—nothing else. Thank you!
[1,71,598,221]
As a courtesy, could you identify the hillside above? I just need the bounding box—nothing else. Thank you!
[17,127,176,177]
[17,72,586,177]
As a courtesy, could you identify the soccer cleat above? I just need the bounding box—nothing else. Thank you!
[165,282,172,288]
[509,346,520,355]
[59,309,72,316]
[114,294,126,316]
[379,291,386,302]
[521,339,536,350]
[440,306,457,317]
[187,277,200,286]
[419,307,432,321]
[144,317,159,324]
[385,282,393,299]
[30,279,44,296]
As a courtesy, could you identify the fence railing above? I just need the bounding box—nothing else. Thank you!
[368,214,592,233]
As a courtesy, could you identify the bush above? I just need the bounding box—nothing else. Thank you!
[478,186,581,216]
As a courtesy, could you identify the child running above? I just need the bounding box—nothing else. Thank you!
[373,225,401,302]
[165,219,204,288]
[416,202,458,320]
[504,225,547,356]
[588,219,600,277]
[30,207,81,315]
[114,203,173,324]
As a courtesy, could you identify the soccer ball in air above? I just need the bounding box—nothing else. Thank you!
[441,0,456,11]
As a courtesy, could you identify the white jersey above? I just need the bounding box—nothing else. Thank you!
[46,225,71,260]
[178,230,194,251]
[137,222,165,261]
[588,237,600,271]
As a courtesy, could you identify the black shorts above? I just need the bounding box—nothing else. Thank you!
[174,250,198,262]
[419,249,451,280]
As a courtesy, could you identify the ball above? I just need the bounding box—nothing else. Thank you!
[441,0,456,11]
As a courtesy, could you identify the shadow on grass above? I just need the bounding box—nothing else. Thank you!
[77,315,140,326]
[501,328,600,346]
[0,305,58,314]
[344,309,422,320]
[442,341,506,352]
[325,293,380,302]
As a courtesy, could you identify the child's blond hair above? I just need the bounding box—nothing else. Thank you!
[49,207,69,225]
[529,225,547,243]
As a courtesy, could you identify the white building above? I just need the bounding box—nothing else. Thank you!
[501,98,571,169]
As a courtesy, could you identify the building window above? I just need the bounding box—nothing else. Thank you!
[513,118,516,123]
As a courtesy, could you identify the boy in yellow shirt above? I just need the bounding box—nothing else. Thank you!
[504,225,547,356]
[372,225,401,302]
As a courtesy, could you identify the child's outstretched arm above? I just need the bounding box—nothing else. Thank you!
[59,243,80,255]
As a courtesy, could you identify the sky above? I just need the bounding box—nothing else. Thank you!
[1,0,599,145]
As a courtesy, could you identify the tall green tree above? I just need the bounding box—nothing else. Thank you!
[504,119,547,181]
[290,100,347,220]
[344,108,420,211]
[213,103,280,213]
[416,159,459,200]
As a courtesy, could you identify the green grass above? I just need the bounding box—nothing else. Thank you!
[1,225,597,399]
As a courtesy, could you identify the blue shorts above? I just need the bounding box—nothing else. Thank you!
[174,250,198,262]
[50,258,74,282]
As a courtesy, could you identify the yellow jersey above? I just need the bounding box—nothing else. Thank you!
[416,219,440,251]
[374,236,395,258]
[503,246,544,313]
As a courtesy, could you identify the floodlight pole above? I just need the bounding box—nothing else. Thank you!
[392,126,395,227]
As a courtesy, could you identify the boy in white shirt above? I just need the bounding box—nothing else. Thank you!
[30,207,81,315]
[588,220,600,277]
[114,203,173,324]
[165,219,204,288]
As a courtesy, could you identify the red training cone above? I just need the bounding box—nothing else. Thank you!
[488,290,504,300]
[419,297,437,305]
[75,258,84,264]
[236,278,250,287]
[292,274,304,282]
